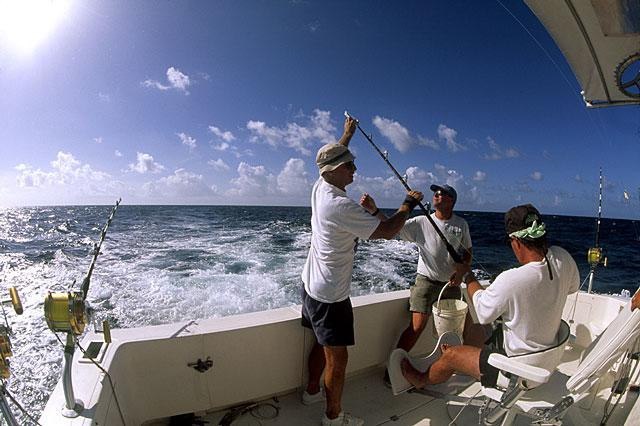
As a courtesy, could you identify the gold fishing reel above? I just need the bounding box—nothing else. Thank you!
[44,291,88,335]
[0,325,12,379]
[587,247,608,268]
[0,287,23,379]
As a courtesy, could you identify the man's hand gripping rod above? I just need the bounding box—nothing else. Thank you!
[344,111,462,263]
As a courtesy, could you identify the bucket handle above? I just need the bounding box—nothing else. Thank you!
[435,282,464,313]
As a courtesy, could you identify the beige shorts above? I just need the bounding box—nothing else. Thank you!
[409,273,461,314]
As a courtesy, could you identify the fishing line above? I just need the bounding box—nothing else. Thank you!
[567,274,592,326]
[495,0,613,169]
[494,0,577,94]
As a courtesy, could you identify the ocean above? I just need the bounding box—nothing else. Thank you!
[0,205,638,421]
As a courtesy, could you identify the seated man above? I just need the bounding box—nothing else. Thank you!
[402,204,579,389]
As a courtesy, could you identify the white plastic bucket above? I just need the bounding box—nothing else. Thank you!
[432,283,468,338]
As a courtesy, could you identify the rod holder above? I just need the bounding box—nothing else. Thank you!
[61,333,84,418]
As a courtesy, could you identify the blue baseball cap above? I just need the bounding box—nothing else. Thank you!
[430,184,457,204]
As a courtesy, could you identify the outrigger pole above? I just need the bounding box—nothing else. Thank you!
[344,111,462,264]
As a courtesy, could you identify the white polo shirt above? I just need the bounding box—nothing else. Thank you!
[397,213,471,282]
[302,177,380,303]
[472,245,579,356]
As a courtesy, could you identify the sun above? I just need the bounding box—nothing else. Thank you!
[0,0,73,54]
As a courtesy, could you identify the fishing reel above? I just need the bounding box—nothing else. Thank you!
[0,325,12,379]
[44,291,89,335]
[587,247,608,268]
[0,286,24,380]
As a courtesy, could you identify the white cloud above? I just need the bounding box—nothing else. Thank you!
[177,132,196,150]
[437,124,464,152]
[404,166,436,189]
[207,158,230,172]
[472,170,486,181]
[574,174,582,182]
[166,67,190,93]
[530,171,543,181]
[15,152,113,191]
[483,137,519,160]
[277,158,310,196]
[246,109,336,155]
[98,92,110,102]
[93,137,103,144]
[115,150,123,157]
[227,162,276,197]
[143,168,217,198]
[141,67,191,94]
[468,186,486,205]
[554,195,562,206]
[129,152,165,174]
[417,136,439,150]
[434,163,464,187]
[372,116,438,153]
[212,142,230,151]
[208,125,236,142]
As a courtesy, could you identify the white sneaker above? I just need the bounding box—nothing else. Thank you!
[321,411,364,425]
[302,389,325,405]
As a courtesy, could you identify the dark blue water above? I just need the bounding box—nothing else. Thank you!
[0,205,638,420]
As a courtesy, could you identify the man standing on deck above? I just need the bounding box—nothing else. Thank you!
[382,184,484,385]
[401,204,580,390]
[301,115,423,426]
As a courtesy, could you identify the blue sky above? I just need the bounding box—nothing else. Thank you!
[0,1,638,218]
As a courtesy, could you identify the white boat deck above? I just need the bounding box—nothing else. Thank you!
[147,367,483,426]
[146,338,640,426]
[41,291,640,426]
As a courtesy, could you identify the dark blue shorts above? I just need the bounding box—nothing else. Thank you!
[479,327,506,387]
[479,346,501,387]
[301,287,354,347]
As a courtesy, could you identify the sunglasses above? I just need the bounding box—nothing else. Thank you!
[434,190,451,198]
[343,161,356,171]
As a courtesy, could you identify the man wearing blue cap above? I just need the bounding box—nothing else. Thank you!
[384,183,483,384]
[400,204,579,389]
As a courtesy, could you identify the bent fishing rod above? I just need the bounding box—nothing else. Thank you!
[344,111,462,264]
[80,198,122,300]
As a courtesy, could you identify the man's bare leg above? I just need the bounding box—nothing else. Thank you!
[402,344,482,388]
[306,341,325,395]
[324,345,348,419]
[396,312,429,351]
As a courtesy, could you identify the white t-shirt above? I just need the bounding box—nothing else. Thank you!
[397,213,471,282]
[302,177,380,303]
[472,245,580,356]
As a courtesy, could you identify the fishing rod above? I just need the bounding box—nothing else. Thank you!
[43,198,123,420]
[80,199,121,300]
[587,168,607,293]
[344,111,463,264]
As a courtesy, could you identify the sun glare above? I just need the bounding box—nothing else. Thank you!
[0,0,73,54]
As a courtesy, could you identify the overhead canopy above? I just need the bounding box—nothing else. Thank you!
[525,0,640,107]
